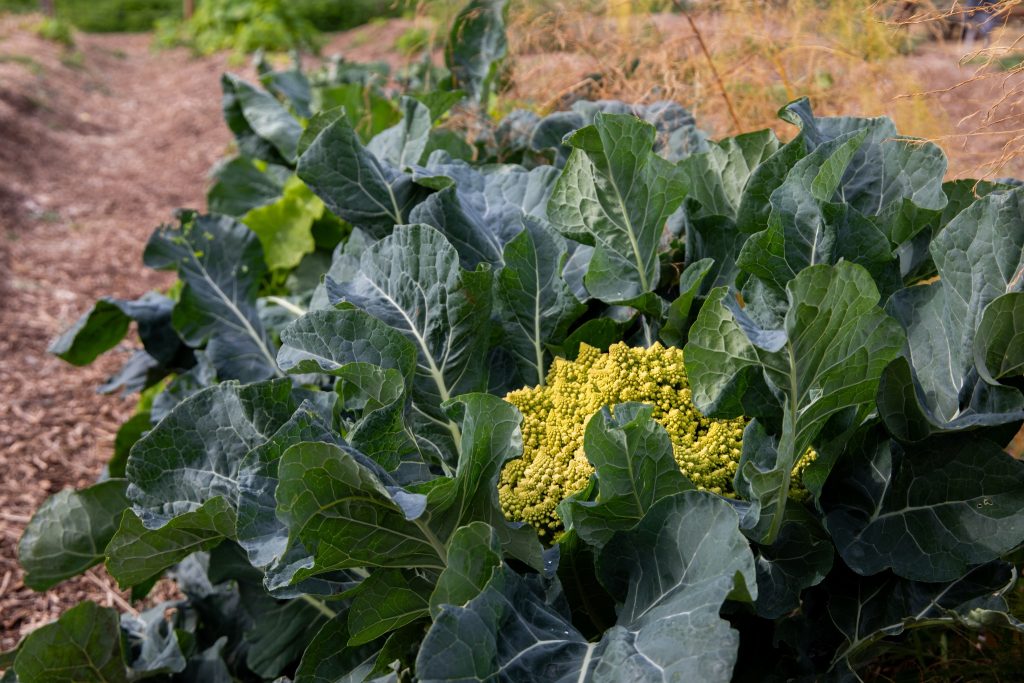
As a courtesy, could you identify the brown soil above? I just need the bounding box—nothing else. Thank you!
[0,18,230,651]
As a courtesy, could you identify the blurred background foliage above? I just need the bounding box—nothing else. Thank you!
[0,0,410,33]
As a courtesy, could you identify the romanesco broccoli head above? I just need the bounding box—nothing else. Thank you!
[498,342,815,537]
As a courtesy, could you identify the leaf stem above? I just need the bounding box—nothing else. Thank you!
[265,296,307,317]
[299,593,338,619]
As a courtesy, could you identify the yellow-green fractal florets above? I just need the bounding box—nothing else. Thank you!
[498,342,816,537]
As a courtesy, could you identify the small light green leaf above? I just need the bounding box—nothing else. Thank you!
[974,292,1024,383]
[243,179,323,271]
[559,403,692,548]
[13,602,127,683]
[18,480,130,590]
[548,113,688,304]
[348,570,432,646]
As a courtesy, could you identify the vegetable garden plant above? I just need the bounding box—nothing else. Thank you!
[6,1,1024,680]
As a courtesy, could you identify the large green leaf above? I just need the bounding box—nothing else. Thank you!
[429,522,502,619]
[206,156,290,217]
[736,129,862,277]
[409,157,559,269]
[49,292,182,368]
[276,441,447,579]
[776,98,947,230]
[424,394,543,569]
[752,503,833,619]
[494,222,585,386]
[105,497,235,587]
[236,405,340,593]
[416,491,754,682]
[548,113,687,304]
[686,262,904,542]
[277,308,425,473]
[297,109,430,238]
[974,291,1024,384]
[278,307,417,380]
[221,74,302,164]
[445,0,508,104]
[366,96,432,169]
[559,403,692,548]
[679,128,781,221]
[294,615,382,683]
[144,214,280,382]
[18,480,130,590]
[243,594,331,678]
[126,379,296,527]
[347,569,432,646]
[326,224,492,460]
[879,186,1024,439]
[823,561,1020,670]
[821,430,1024,581]
[13,602,127,683]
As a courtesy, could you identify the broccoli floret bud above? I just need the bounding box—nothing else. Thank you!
[499,342,816,536]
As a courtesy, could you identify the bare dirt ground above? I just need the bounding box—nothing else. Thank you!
[0,20,230,650]
[0,9,1022,654]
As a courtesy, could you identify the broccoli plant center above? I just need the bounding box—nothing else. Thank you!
[499,342,815,537]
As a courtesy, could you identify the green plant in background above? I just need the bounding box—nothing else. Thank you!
[6,0,1024,680]
[394,24,432,56]
[154,0,322,57]
[33,16,74,46]
[54,0,181,32]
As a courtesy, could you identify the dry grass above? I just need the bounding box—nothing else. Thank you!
[503,0,1024,178]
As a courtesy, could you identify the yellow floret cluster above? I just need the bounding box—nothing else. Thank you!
[498,342,815,538]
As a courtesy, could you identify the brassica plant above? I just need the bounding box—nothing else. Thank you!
[7,1,1024,680]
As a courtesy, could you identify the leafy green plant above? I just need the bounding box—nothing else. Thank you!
[7,0,1024,680]
[154,0,321,57]
[33,16,74,47]
[394,24,432,56]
